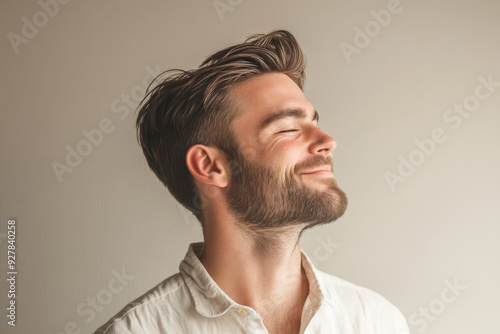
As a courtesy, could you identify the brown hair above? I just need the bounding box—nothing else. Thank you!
[136,29,306,218]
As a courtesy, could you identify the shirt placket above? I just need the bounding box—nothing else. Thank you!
[232,305,270,334]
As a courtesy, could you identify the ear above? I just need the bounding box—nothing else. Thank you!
[185,144,229,188]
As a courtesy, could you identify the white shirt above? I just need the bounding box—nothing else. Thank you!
[94,242,410,334]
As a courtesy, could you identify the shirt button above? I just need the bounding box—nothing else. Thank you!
[237,308,247,316]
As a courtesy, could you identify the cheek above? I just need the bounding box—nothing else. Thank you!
[277,138,303,156]
[266,135,301,155]
[265,140,303,174]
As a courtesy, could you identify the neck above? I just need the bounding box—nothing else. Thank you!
[199,215,310,316]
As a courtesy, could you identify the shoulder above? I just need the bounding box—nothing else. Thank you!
[316,270,409,333]
[93,272,187,334]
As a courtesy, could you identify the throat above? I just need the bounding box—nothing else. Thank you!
[261,303,304,334]
[256,266,310,334]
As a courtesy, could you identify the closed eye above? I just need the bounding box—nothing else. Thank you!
[278,129,299,133]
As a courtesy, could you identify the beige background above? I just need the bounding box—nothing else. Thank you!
[1,0,499,333]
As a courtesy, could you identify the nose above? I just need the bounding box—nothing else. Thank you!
[308,127,337,156]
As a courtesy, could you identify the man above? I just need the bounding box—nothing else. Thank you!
[94,30,409,334]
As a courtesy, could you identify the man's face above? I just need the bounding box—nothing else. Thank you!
[224,73,348,230]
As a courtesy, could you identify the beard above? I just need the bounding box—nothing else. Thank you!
[225,148,348,231]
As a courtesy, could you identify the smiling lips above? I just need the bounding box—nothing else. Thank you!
[301,166,333,176]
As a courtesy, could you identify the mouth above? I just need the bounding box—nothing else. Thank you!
[301,166,333,176]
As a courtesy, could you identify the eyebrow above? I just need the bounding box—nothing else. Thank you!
[258,108,319,132]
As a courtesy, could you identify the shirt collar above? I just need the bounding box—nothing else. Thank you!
[179,242,325,318]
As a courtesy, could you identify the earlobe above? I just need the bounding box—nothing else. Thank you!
[186,145,228,188]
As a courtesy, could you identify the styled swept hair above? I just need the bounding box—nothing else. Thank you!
[136,29,306,219]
